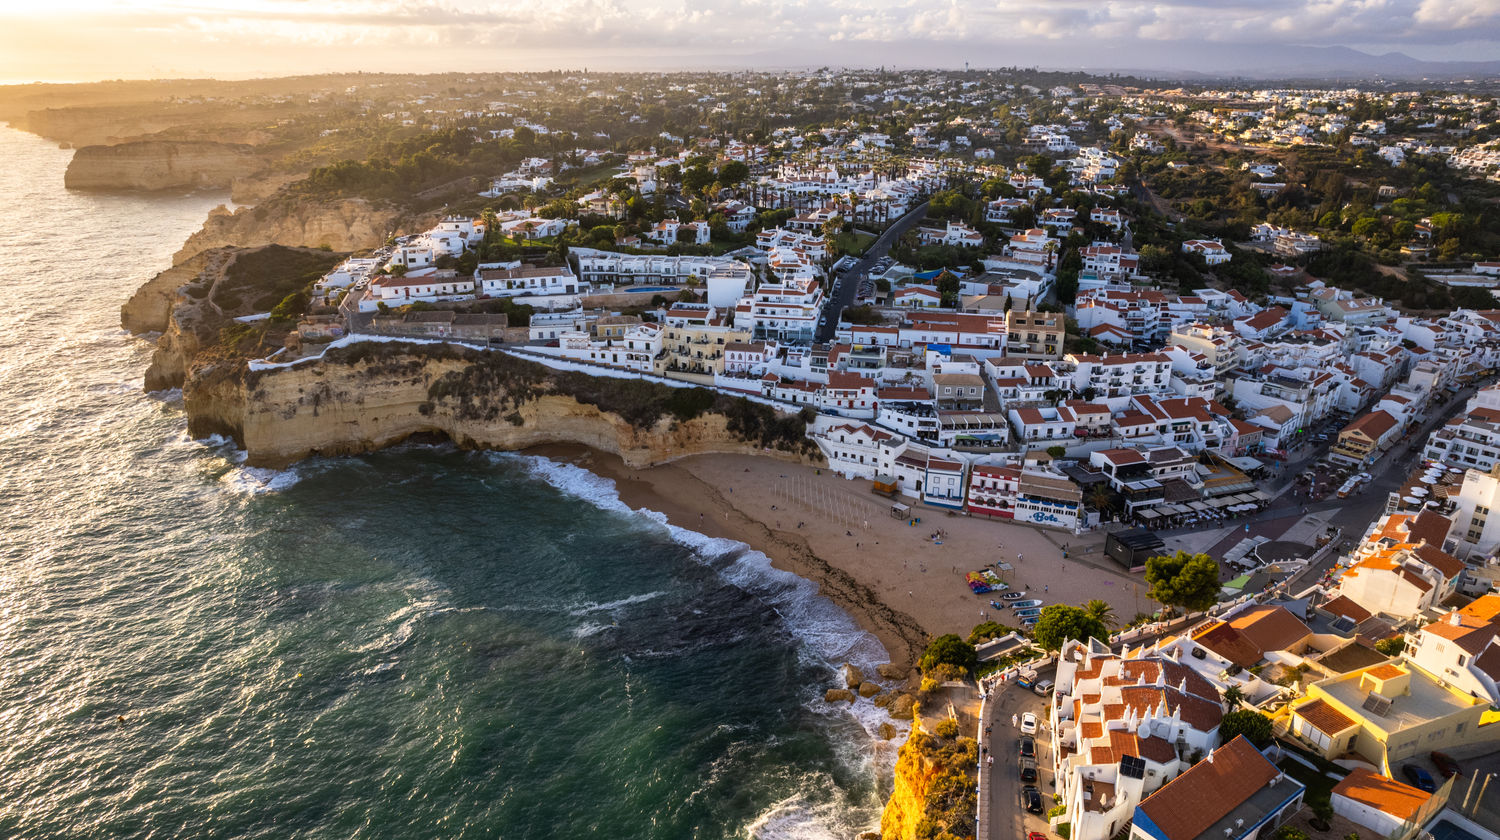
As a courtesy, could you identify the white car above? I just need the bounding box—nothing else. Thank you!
[1020,712,1038,735]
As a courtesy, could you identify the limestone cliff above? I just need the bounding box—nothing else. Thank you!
[64,141,261,191]
[173,197,420,264]
[882,726,941,840]
[122,247,232,334]
[221,352,804,468]
[880,723,979,840]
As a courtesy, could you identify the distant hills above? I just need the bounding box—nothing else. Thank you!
[645,40,1500,82]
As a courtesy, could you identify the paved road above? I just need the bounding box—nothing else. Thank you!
[982,674,1054,840]
[1153,375,1499,587]
[814,201,929,343]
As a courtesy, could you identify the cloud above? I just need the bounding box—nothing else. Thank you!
[1,0,1497,80]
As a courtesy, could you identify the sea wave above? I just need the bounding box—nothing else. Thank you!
[565,590,666,616]
[219,464,301,495]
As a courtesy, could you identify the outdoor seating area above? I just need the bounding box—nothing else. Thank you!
[1129,489,1273,528]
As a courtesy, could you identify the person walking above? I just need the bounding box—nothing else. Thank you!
[1011,713,1019,728]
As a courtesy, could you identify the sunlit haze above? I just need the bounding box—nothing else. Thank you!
[4,0,1500,82]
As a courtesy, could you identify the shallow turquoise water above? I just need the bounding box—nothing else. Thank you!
[0,125,894,839]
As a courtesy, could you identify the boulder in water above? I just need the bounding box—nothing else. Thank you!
[842,663,864,688]
[877,723,897,740]
[825,688,856,704]
[886,692,917,719]
[858,681,881,698]
[876,663,909,680]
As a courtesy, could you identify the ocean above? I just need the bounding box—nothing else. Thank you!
[0,125,897,839]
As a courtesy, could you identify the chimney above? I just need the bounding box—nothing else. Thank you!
[1451,611,1462,626]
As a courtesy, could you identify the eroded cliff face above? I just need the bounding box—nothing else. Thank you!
[122,247,232,334]
[64,141,262,191]
[173,197,420,264]
[881,725,941,840]
[171,352,799,469]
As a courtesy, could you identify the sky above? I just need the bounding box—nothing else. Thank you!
[2,0,1498,82]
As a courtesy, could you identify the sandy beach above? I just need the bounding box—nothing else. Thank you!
[530,446,1148,670]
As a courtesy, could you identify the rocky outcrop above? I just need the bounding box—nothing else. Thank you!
[882,725,942,840]
[173,197,419,264]
[65,141,261,191]
[824,689,857,704]
[121,248,231,334]
[880,724,979,840]
[226,350,810,469]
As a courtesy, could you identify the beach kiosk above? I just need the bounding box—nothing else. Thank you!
[889,502,910,521]
[872,473,899,499]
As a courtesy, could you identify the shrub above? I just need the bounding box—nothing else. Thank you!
[920,634,977,676]
[933,718,960,739]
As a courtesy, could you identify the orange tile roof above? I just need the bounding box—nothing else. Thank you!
[1296,698,1357,736]
[1320,595,1372,624]
[1366,663,1405,680]
[1192,620,1263,669]
[1331,767,1431,822]
[1136,737,1280,840]
[1227,605,1312,654]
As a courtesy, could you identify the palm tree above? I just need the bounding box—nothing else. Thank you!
[1222,685,1245,709]
[1085,599,1118,629]
[1087,484,1113,515]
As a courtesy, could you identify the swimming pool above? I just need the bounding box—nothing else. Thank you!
[625,286,675,293]
[1431,817,1487,840]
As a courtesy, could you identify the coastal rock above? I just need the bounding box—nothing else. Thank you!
[824,689,856,704]
[876,663,909,681]
[842,663,864,689]
[65,140,261,191]
[858,681,882,698]
[122,247,227,334]
[885,693,917,720]
[877,723,897,740]
[173,195,421,265]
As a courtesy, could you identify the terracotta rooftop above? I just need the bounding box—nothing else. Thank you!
[1295,698,1357,736]
[1135,736,1280,840]
[1331,767,1431,822]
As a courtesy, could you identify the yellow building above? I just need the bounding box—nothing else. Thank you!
[1286,661,1492,774]
[659,321,751,375]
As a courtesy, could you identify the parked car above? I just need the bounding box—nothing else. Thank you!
[1028,833,1048,840]
[1020,712,1038,735]
[1019,735,1036,758]
[1022,786,1044,814]
[1033,679,1054,697]
[1431,752,1462,779]
[1402,764,1436,792]
[1018,756,1038,783]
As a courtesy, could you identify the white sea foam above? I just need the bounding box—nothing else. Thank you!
[745,791,876,840]
[566,591,666,616]
[219,464,301,495]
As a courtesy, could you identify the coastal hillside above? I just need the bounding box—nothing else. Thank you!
[125,244,821,468]
[64,140,263,191]
[173,196,422,264]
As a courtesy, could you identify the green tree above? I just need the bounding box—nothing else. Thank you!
[719,160,749,184]
[1222,685,1245,708]
[1375,637,1405,656]
[1084,599,1117,629]
[1144,551,1221,614]
[1031,605,1110,652]
[1219,709,1273,747]
[920,634,978,676]
[968,621,1012,645]
[1046,445,1067,459]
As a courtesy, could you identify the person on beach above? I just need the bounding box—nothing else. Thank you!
[1011,714,1018,728]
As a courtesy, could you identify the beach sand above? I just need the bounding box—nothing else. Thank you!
[529,445,1147,670]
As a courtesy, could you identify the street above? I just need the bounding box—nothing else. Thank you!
[815,201,928,343]
[981,672,1055,840]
